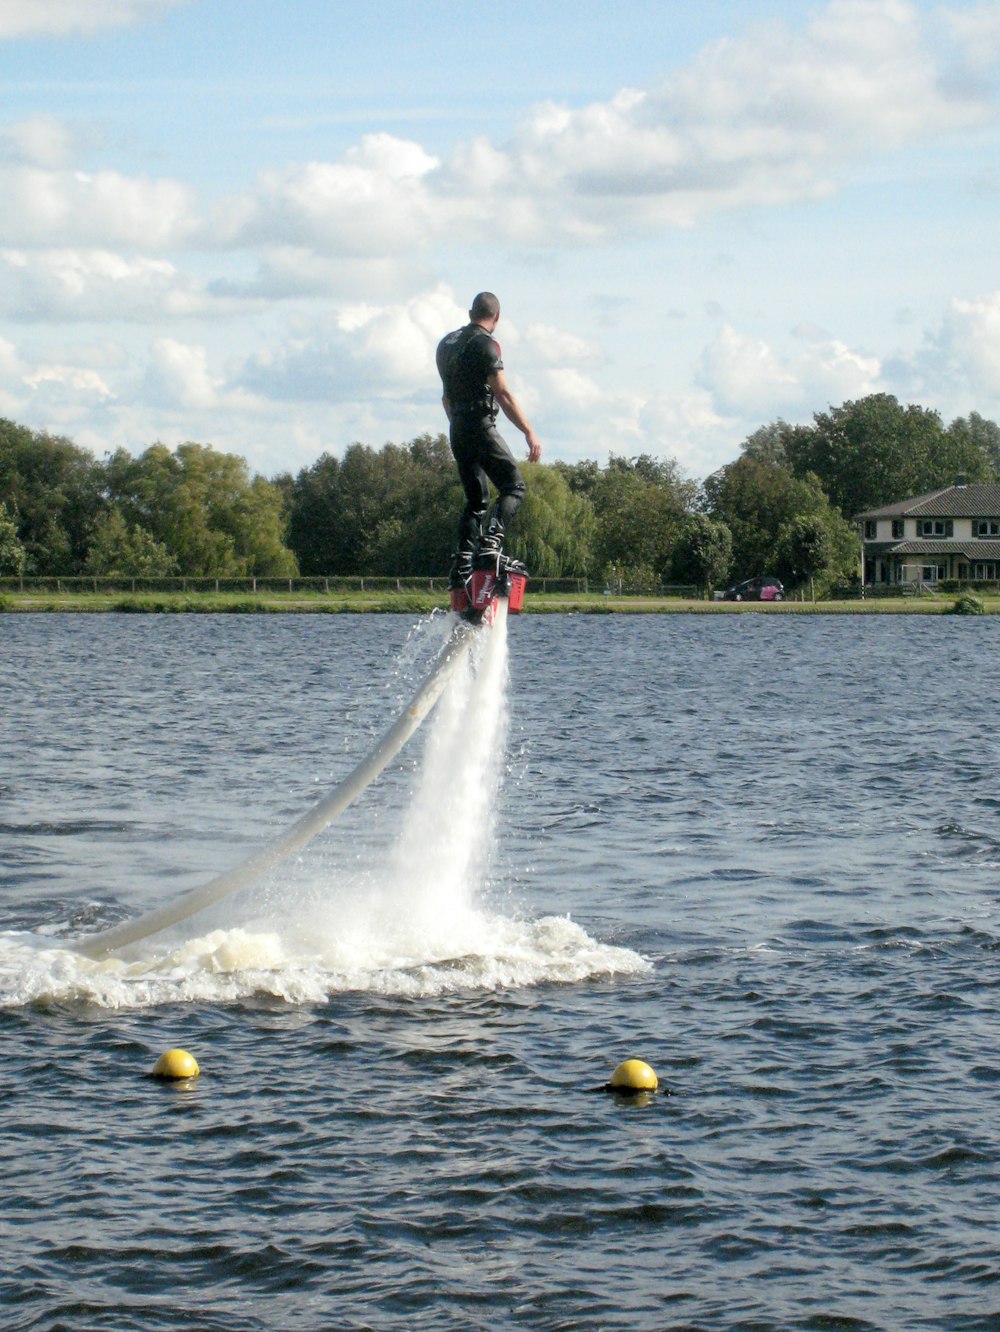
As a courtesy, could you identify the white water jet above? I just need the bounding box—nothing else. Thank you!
[72,611,476,959]
[293,606,513,968]
[0,607,651,1007]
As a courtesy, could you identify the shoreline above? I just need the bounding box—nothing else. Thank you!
[0,590,989,614]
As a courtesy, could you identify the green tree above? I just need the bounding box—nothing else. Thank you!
[589,454,695,581]
[784,394,989,516]
[741,420,796,467]
[946,412,1000,480]
[366,435,461,575]
[702,456,856,587]
[0,419,104,573]
[105,442,297,576]
[85,508,178,576]
[552,457,602,498]
[288,434,461,576]
[0,500,26,574]
[775,514,832,597]
[671,512,732,596]
[288,452,344,574]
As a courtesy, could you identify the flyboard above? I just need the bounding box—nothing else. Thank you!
[72,561,527,960]
[449,551,528,625]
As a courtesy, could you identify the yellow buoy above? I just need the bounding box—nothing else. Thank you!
[608,1058,657,1092]
[152,1048,200,1080]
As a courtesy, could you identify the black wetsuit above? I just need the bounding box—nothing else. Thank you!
[436,323,526,552]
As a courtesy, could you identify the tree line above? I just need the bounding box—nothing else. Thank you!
[2,395,999,594]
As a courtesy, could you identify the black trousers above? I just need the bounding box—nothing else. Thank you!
[450,413,526,551]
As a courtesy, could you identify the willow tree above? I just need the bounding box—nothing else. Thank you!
[505,463,595,577]
[104,442,297,576]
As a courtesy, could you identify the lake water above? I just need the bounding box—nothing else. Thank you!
[2,610,1000,1330]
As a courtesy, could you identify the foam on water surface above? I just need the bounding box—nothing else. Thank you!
[1,612,649,1009]
[0,914,648,1008]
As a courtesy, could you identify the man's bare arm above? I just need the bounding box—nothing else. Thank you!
[488,369,542,462]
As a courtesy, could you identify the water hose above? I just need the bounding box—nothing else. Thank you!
[73,615,484,959]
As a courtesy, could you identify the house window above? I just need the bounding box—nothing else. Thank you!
[973,519,1000,537]
[864,520,877,539]
[918,519,953,537]
[974,562,999,580]
[892,519,904,538]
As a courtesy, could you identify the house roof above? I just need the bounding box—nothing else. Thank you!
[857,483,1000,520]
[887,540,1000,558]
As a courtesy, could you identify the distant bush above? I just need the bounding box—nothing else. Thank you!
[951,592,985,615]
[601,562,660,595]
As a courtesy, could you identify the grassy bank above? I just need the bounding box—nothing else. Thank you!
[1,588,995,614]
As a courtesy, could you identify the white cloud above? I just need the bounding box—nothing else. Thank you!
[538,367,606,413]
[791,325,882,404]
[897,290,1000,405]
[0,333,115,412]
[698,325,799,414]
[143,336,271,419]
[0,0,987,282]
[454,0,989,237]
[697,323,883,418]
[197,2,993,259]
[345,286,462,382]
[238,286,463,403]
[0,0,187,39]
[0,248,226,321]
[943,1,1000,68]
[209,246,432,302]
[25,362,114,401]
[0,334,25,378]
[637,389,736,477]
[0,164,198,248]
[0,332,118,425]
[521,324,605,371]
[941,292,1000,396]
[0,116,82,168]
[217,135,441,256]
[146,338,220,410]
[0,2,996,482]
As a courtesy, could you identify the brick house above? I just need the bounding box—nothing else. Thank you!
[858,480,1000,588]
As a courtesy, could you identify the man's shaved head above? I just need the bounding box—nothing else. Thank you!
[470,292,500,322]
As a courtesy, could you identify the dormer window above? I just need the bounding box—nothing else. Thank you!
[974,519,1000,537]
[918,519,953,537]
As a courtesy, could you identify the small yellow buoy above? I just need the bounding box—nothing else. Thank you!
[608,1058,658,1092]
[152,1048,200,1080]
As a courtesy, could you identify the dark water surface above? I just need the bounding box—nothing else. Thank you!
[2,612,1000,1330]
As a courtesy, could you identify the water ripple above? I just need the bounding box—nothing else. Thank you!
[2,615,1000,1328]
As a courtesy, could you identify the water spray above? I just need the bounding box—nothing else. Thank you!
[73,611,497,960]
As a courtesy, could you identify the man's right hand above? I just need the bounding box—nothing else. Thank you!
[525,430,542,463]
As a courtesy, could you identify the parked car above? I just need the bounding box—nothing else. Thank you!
[724,576,784,602]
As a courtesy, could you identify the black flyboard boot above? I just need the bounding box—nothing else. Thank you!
[474,523,527,582]
[448,542,475,591]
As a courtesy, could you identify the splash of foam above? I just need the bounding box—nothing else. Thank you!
[0,915,649,1008]
[0,614,650,1008]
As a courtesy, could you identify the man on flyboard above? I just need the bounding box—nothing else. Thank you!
[436,292,542,592]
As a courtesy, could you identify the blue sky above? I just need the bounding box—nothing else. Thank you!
[1,0,999,482]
